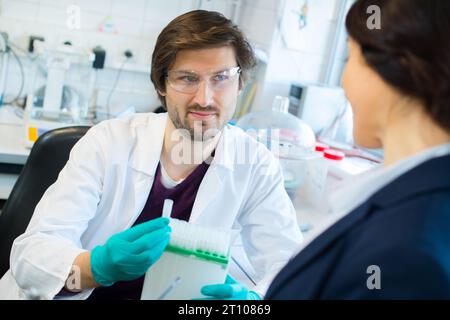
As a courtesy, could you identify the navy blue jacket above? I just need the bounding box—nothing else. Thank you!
[267,155,450,299]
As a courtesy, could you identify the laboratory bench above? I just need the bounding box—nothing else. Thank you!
[0,106,30,200]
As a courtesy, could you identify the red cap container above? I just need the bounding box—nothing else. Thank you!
[324,149,345,161]
[315,142,330,152]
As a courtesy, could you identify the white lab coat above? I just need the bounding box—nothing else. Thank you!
[0,113,303,300]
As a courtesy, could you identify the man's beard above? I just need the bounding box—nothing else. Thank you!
[168,104,224,141]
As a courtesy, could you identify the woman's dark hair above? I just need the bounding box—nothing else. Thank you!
[150,10,257,108]
[346,0,450,132]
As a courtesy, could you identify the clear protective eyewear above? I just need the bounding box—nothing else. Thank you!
[166,66,241,94]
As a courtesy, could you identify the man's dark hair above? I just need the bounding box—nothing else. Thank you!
[150,10,257,109]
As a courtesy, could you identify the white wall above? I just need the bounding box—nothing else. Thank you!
[0,0,281,115]
[252,0,349,112]
[0,0,347,119]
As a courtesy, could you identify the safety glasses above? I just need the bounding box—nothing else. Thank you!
[165,67,241,94]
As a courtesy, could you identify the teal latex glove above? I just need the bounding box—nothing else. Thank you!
[90,217,171,287]
[200,275,261,300]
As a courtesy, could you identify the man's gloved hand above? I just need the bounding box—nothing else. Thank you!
[90,217,171,287]
[200,275,261,300]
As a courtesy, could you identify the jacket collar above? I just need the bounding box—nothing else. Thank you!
[128,113,167,176]
[209,125,236,172]
[370,154,450,208]
[269,154,450,296]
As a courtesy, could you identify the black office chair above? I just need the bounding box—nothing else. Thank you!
[0,126,90,277]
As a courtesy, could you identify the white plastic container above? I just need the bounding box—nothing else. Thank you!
[299,148,345,213]
[237,96,316,201]
[141,218,232,300]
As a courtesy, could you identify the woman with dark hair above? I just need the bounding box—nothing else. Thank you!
[267,0,450,299]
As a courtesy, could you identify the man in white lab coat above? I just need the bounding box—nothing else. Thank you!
[0,10,302,300]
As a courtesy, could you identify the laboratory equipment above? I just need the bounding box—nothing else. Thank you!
[288,83,350,139]
[297,148,345,214]
[141,218,232,300]
[0,32,9,106]
[319,137,382,163]
[162,199,174,218]
[23,41,95,148]
[237,96,316,200]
